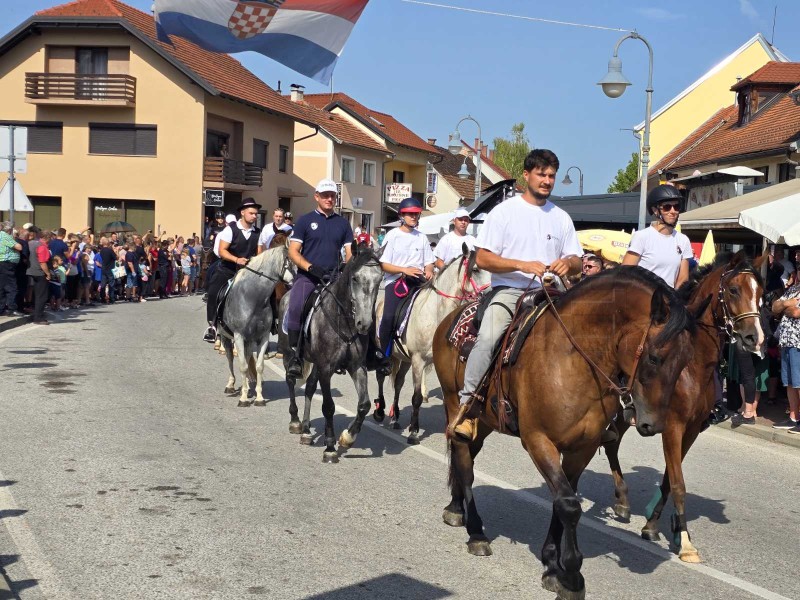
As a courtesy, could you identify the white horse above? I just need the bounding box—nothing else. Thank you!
[219,243,294,407]
[374,244,489,444]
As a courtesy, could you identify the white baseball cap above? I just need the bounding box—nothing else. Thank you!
[453,208,471,220]
[22,222,33,230]
[225,214,237,224]
[315,179,338,194]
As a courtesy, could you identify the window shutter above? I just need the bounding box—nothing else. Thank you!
[89,124,156,156]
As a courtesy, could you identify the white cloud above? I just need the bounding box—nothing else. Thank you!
[740,0,759,20]
[636,7,685,21]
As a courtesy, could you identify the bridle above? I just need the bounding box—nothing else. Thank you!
[713,267,761,338]
[434,255,489,302]
[241,251,292,284]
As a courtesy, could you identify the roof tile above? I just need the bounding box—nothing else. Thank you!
[731,61,800,90]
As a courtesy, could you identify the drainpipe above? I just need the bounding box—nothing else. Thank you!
[294,125,319,143]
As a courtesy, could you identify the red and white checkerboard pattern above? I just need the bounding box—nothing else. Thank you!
[228,2,283,40]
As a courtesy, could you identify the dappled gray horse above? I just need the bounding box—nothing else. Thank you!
[278,242,383,463]
[220,243,293,407]
[373,245,489,443]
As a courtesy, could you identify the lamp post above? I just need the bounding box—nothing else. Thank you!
[448,115,482,202]
[562,166,584,196]
[598,31,653,231]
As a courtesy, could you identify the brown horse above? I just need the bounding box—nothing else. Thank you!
[432,267,700,600]
[602,251,764,563]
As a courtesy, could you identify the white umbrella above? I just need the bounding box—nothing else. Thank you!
[738,188,800,245]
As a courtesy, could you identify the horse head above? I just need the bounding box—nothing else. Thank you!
[347,241,383,335]
[435,245,489,301]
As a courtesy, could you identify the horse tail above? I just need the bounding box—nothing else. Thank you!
[247,356,257,380]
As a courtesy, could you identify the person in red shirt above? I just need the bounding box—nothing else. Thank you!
[25,228,53,325]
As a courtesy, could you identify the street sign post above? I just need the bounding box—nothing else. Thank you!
[0,125,28,223]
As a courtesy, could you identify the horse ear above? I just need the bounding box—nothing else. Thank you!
[729,250,747,268]
[650,288,669,325]
[692,293,713,321]
[461,242,469,257]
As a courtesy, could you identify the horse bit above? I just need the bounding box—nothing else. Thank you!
[715,267,761,338]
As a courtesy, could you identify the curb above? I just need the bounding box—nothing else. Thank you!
[713,419,800,449]
[0,316,29,333]
[0,564,13,598]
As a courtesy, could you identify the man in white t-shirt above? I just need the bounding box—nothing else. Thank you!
[622,184,693,289]
[434,208,476,270]
[450,149,582,440]
[377,197,435,374]
[257,208,293,254]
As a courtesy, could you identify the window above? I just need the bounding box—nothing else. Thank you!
[76,47,108,99]
[779,163,797,183]
[341,156,355,183]
[89,123,157,156]
[362,160,376,186]
[253,139,269,169]
[91,198,154,234]
[392,170,405,183]
[0,196,60,231]
[278,197,291,212]
[279,145,289,173]
[0,121,63,153]
[753,165,768,185]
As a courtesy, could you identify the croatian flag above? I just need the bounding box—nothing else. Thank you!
[154,0,370,84]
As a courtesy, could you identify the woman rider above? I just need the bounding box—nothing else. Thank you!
[622,184,693,289]
[377,197,434,375]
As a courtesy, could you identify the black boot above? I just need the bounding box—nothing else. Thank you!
[286,329,303,378]
[376,348,392,377]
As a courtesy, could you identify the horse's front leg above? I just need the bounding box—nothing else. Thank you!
[300,368,318,445]
[389,360,411,430]
[222,336,237,394]
[373,370,387,422]
[451,422,492,556]
[407,355,428,445]
[339,365,370,450]
[602,410,633,520]
[234,334,252,407]
[318,371,338,463]
[666,419,704,563]
[252,336,269,407]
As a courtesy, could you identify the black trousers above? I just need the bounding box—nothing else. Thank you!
[0,261,18,311]
[15,262,28,309]
[206,262,236,324]
[31,275,48,321]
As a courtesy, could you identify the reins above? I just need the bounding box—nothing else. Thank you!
[714,267,761,337]
[433,256,489,302]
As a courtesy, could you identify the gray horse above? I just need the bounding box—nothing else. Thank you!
[219,243,293,407]
[277,242,383,463]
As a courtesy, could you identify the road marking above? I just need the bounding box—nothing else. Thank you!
[0,468,72,599]
[264,361,792,600]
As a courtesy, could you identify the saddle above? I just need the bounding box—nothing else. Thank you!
[388,288,422,356]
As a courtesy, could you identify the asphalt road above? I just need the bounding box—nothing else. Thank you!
[0,297,798,600]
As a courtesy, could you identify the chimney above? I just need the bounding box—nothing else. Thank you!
[427,138,437,146]
[488,149,495,161]
[474,137,480,152]
[290,84,305,103]
[481,142,488,158]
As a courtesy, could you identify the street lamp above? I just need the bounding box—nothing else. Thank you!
[598,31,654,231]
[457,156,470,179]
[562,166,584,196]
[448,115,482,202]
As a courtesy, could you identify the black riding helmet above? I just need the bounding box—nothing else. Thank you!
[214,210,224,220]
[646,184,685,216]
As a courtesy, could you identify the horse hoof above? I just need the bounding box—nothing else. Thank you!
[373,410,385,423]
[300,433,314,446]
[391,421,401,430]
[407,433,420,445]
[466,538,492,557]
[442,509,464,528]
[224,386,236,395]
[338,430,355,449]
[288,421,302,434]
[322,451,339,464]
[641,528,661,542]
[613,504,631,521]
[422,397,429,403]
[679,549,702,563]
[237,400,252,408]
[252,399,266,407]
[541,572,561,594]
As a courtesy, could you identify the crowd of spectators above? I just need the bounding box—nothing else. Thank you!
[0,221,206,325]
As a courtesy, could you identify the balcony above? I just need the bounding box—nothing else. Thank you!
[203,157,263,190]
[25,73,136,107]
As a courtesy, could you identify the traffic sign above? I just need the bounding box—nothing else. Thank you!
[0,179,34,211]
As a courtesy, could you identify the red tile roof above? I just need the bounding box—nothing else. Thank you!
[651,95,800,173]
[731,61,800,90]
[303,92,440,155]
[460,140,513,180]
[431,145,491,202]
[289,101,388,153]
[35,0,312,124]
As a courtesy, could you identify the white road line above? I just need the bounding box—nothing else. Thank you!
[0,469,72,599]
[264,361,791,600]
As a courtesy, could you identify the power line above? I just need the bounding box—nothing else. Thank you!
[399,0,629,33]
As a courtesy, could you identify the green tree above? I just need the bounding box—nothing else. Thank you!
[607,153,640,193]
[492,123,531,190]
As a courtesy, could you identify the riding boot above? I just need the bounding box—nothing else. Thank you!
[286,329,303,378]
[600,425,619,444]
[376,347,392,377]
[448,399,481,442]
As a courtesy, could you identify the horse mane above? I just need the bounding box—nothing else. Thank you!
[418,252,466,292]
[245,242,286,272]
[566,265,695,346]
[339,245,380,280]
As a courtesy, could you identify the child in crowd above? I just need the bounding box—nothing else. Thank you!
[50,255,67,312]
[180,246,192,295]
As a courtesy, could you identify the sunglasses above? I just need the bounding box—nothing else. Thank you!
[658,202,681,212]
[583,264,600,270]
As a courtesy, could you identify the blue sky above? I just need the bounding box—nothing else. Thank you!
[3,0,800,193]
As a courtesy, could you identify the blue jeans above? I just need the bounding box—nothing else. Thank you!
[100,270,116,302]
[780,347,800,387]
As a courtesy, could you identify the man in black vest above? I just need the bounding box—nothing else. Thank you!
[203,199,262,342]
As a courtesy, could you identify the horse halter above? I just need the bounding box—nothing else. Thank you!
[434,256,489,302]
[715,267,761,337]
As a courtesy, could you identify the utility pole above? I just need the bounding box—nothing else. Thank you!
[8,124,15,223]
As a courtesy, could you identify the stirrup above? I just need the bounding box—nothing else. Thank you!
[203,326,217,343]
[447,399,480,441]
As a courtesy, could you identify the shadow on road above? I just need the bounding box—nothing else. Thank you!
[302,573,452,599]
[1,554,39,599]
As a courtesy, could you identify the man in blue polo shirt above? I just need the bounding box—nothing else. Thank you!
[285,179,354,377]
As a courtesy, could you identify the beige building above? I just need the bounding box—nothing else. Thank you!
[303,93,441,223]
[0,0,312,236]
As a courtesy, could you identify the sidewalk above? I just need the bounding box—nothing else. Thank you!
[714,418,800,449]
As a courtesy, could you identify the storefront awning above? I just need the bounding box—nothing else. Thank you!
[672,166,764,183]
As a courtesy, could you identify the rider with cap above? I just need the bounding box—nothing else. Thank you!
[434,207,476,270]
[205,210,227,250]
[376,197,435,374]
[285,179,354,377]
[622,184,693,289]
[203,199,262,342]
[449,149,582,441]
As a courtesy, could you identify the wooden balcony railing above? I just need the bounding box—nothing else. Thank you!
[203,157,263,188]
[25,73,136,105]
